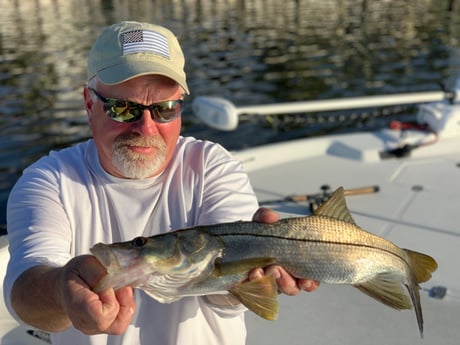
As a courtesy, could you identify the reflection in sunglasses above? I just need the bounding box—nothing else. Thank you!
[89,87,183,123]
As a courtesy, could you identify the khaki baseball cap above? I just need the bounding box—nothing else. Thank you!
[87,21,189,94]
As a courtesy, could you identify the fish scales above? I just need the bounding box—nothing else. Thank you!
[205,216,410,284]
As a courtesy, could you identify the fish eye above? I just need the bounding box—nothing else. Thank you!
[131,237,148,247]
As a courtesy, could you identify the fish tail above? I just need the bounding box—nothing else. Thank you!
[405,274,423,338]
[403,249,438,284]
[403,249,438,338]
[353,248,438,338]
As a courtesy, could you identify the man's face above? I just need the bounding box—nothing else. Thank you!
[84,75,184,179]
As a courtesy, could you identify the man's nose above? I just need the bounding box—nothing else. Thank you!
[131,109,159,136]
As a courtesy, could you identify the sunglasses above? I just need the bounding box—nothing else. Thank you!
[89,87,183,123]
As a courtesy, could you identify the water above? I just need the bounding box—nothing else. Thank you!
[1,0,459,233]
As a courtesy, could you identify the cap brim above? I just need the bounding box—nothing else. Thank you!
[96,60,190,95]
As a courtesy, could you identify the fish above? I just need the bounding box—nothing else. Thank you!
[90,187,437,337]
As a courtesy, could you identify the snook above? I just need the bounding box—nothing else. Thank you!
[91,187,437,337]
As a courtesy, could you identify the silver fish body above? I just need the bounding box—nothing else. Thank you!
[91,187,437,336]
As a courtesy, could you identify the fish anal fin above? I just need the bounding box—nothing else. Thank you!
[229,275,279,320]
[354,272,412,311]
[403,248,438,283]
[314,187,356,224]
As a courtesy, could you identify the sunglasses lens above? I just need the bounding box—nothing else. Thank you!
[104,101,142,123]
[96,91,183,124]
[154,101,182,123]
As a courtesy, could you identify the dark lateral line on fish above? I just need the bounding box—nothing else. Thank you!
[211,232,408,264]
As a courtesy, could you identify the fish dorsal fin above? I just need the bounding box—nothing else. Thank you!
[229,275,279,320]
[313,187,356,224]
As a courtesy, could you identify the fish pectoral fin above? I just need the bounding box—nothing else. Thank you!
[229,275,279,321]
[354,272,412,310]
[93,271,144,293]
[142,288,182,304]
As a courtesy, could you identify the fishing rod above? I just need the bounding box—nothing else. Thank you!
[261,185,380,213]
[191,90,457,131]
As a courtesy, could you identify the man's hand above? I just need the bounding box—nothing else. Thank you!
[11,255,136,334]
[58,255,136,335]
[250,208,320,295]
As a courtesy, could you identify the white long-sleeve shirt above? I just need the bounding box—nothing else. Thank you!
[4,137,259,345]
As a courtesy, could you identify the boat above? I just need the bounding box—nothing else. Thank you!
[1,82,459,344]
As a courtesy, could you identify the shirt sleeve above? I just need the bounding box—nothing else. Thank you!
[4,157,72,320]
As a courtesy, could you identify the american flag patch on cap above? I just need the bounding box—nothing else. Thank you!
[122,30,170,59]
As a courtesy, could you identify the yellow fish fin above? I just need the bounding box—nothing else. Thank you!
[405,275,424,338]
[313,187,356,224]
[403,249,437,338]
[403,248,438,283]
[229,275,279,320]
[354,272,413,310]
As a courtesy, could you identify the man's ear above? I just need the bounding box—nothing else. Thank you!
[83,86,94,125]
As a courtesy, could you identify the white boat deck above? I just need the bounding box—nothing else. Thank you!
[239,122,460,344]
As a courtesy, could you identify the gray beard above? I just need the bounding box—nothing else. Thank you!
[112,134,167,179]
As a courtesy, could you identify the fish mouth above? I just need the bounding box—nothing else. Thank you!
[90,243,121,272]
[90,243,156,292]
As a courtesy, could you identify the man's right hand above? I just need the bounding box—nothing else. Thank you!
[11,255,136,334]
[58,255,136,334]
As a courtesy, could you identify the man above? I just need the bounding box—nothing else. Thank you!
[4,21,318,344]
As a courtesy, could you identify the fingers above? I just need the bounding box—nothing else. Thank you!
[75,288,120,334]
[248,267,266,281]
[103,287,136,334]
[59,255,135,335]
[298,278,320,292]
[252,207,280,223]
[265,266,300,296]
[248,265,319,296]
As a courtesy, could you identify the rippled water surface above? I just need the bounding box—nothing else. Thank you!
[1,0,459,232]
